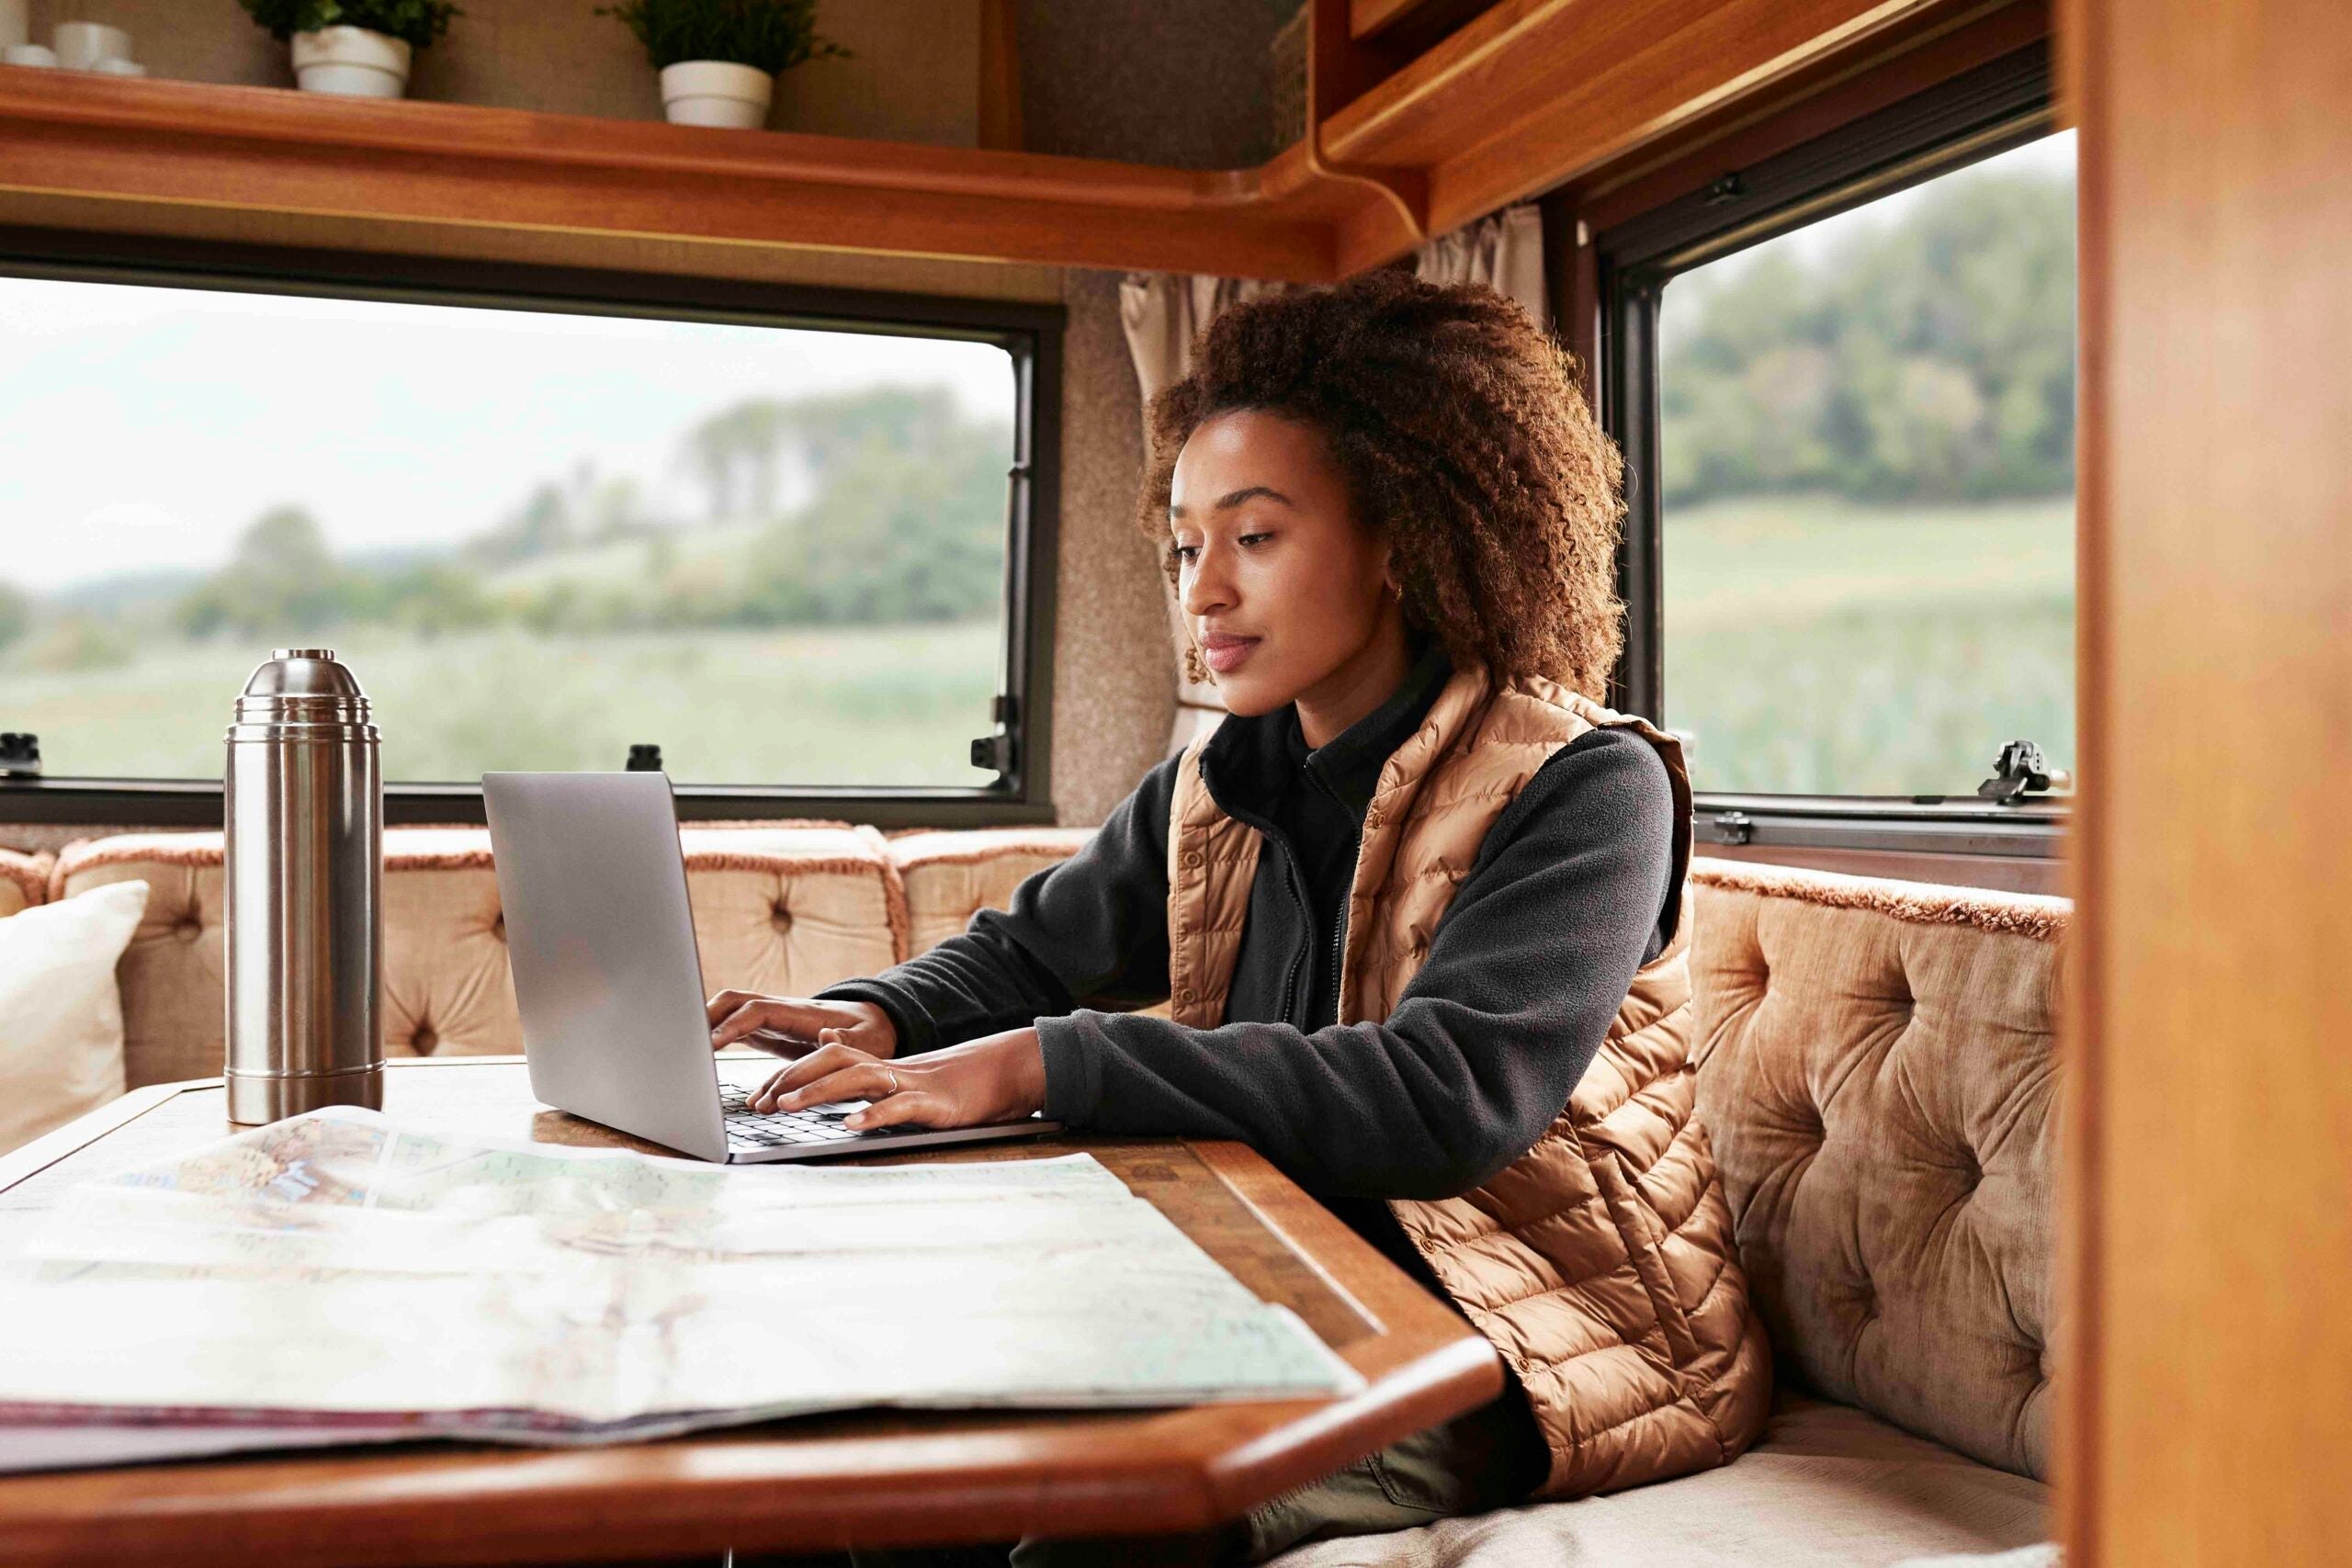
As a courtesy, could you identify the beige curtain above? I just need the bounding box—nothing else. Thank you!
[1118,204,1547,753]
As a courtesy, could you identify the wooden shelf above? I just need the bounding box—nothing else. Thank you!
[0,0,2013,285]
[0,66,1410,284]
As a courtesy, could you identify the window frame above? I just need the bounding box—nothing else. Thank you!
[1590,43,2069,858]
[0,224,1063,829]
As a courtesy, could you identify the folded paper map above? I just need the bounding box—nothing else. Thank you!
[0,1109,1360,1446]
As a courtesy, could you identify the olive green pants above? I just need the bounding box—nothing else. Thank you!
[822,1390,1546,1568]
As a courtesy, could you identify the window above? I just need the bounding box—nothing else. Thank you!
[0,239,1058,821]
[1599,49,2072,848]
[1658,134,2075,795]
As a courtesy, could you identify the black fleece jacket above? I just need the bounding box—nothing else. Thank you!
[820,643,1680,1257]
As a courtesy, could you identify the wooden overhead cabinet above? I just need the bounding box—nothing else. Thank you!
[0,0,1987,280]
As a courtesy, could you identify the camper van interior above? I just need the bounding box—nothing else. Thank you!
[0,0,2341,1563]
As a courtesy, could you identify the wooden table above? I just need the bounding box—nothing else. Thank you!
[0,1058,1501,1566]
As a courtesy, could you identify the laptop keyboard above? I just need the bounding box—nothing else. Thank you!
[718,1081,899,1148]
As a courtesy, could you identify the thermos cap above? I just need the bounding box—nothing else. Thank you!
[231,649,375,737]
[244,649,367,701]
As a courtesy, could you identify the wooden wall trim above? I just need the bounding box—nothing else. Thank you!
[2056,0,2107,1556]
[1321,0,1953,259]
[2068,0,2352,1561]
[1573,0,2050,231]
[978,0,1023,153]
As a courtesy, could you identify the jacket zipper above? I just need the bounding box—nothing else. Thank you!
[1327,817,1369,1029]
[1276,845,1312,1027]
[1204,757,1375,1031]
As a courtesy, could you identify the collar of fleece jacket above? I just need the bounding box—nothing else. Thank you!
[1195,633,1453,827]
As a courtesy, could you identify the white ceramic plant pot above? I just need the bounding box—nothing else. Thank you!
[659,61,773,129]
[290,26,411,98]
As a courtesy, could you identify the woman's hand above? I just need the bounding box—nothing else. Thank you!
[706,992,898,1060]
[745,1027,1046,1133]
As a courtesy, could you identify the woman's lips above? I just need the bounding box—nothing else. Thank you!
[1201,634,1261,674]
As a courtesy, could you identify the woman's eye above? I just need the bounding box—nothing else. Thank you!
[1172,544,1201,564]
[1238,532,1272,547]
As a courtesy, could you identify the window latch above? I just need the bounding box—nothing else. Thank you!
[626,743,663,773]
[1975,739,2071,805]
[969,695,1018,780]
[0,732,39,778]
[1708,809,1755,845]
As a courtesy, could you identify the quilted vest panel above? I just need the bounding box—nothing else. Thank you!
[1167,667,1770,1497]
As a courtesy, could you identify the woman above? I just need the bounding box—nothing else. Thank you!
[709,271,1762,1564]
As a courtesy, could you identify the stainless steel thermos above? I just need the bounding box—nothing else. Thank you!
[223,649,384,1124]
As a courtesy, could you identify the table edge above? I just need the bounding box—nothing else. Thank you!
[0,1069,1506,1562]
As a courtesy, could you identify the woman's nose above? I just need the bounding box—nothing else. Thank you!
[1180,545,1234,617]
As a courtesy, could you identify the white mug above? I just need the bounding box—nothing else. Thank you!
[92,55,144,76]
[51,20,130,72]
[0,0,30,51]
[1,42,55,69]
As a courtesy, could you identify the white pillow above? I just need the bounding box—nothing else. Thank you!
[0,879,150,1155]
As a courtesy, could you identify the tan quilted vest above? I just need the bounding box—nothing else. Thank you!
[1168,665,1771,1497]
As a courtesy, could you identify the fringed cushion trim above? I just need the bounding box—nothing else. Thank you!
[52,834,896,885]
[1689,856,2070,942]
[0,848,51,908]
[885,833,1094,870]
[390,817,854,833]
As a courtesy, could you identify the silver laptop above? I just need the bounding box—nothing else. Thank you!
[481,770,1059,1164]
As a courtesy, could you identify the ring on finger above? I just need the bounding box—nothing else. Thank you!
[884,1066,899,1097]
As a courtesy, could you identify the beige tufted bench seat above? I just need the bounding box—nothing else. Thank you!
[1267,857,2067,1567]
[6,829,2063,1565]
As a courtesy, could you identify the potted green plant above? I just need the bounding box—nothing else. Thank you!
[599,0,848,130]
[237,0,462,99]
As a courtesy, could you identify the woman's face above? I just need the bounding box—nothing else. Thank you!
[1169,409,1402,727]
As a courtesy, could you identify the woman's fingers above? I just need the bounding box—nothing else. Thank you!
[742,1026,1042,1127]
[705,989,766,1028]
[750,1042,884,1110]
[709,998,829,1053]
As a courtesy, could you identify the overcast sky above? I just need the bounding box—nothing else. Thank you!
[0,281,1017,592]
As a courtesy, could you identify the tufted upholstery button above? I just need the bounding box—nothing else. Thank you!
[1364,807,1385,829]
[175,916,202,943]
[1177,987,1197,1005]
[412,1023,439,1055]
[770,901,793,937]
[490,911,505,942]
[1181,850,1204,870]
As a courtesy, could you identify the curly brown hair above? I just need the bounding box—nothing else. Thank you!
[1137,270,1626,697]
